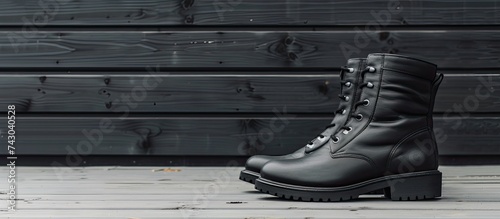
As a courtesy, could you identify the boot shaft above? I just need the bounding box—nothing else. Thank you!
[331,54,442,174]
[365,54,438,121]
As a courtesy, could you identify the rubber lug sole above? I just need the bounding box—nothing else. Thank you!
[255,170,441,202]
[239,170,260,184]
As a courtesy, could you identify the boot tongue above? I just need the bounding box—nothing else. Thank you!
[305,59,365,153]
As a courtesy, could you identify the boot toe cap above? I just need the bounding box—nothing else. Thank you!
[245,155,273,173]
[245,148,305,173]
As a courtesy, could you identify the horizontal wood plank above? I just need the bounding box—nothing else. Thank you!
[0,0,499,26]
[2,117,331,156]
[0,74,498,113]
[5,165,499,180]
[3,209,499,219]
[0,116,497,156]
[11,200,500,210]
[1,31,500,68]
[0,74,337,113]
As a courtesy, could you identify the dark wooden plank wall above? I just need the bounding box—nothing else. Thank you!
[1,0,499,159]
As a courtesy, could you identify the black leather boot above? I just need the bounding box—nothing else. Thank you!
[239,58,366,184]
[255,53,444,202]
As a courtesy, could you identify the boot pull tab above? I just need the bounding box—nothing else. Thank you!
[433,73,444,88]
[429,73,444,130]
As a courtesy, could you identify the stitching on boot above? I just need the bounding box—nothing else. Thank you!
[386,127,430,172]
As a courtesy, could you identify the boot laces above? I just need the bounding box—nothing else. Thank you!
[306,66,355,146]
[334,66,376,141]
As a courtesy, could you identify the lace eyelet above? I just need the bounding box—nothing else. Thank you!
[363,99,370,106]
[332,136,340,143]
[348,68,354,73]
[368,66,376,73]
[318,135,326,140]
[356,114,364,121]
[345,82,352,87]
[344,96,350,102]
[367,82,374,88]
[307,142,313,145]
[342,109,347,115]
[342,127,353,135]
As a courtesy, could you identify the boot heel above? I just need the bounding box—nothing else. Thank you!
[386,171,442,201]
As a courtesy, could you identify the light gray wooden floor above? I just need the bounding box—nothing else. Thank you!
[1,165,500,218]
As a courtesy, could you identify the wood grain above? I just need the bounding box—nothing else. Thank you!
[0,116,498,156]
[0,0,499,26]
[1,116,332,156]
[1,166,499,218]
[0,74,337,113]
[0,74,498,113]
[1,31,500,68]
